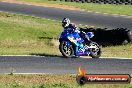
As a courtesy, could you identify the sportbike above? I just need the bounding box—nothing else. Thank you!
[59,29,101,58]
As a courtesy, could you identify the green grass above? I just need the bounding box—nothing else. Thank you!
[102,43,132,58]
[11,0,132,16]
[0,12,131,58]
[0,74,131,88]
[0,12,61,55]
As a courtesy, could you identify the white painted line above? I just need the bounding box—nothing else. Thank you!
[2,1,132,19]
[82,9,86,11]
[120,15,127,17]
[92,12,132,18]
[81,56,132,59]
[0,55,131,59]
[3,73,132,77]
[0,55,32,56]
[95,12,101,14]
[47,19,51,20]
[112,14,119,16]
[4,73,77,75]
[103,13,109,15]
[113,15,122,18]
[5,73,55,75]
[100,57,132,59]
[87,11,92,13]
[124,16,132,19]
[0,11,60,23]
[0,55,46,57]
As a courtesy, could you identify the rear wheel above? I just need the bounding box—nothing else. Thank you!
[89,42,101,58]
[59,41,74,58]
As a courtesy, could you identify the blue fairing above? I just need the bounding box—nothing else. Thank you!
[59,30,92,56]
[60,30,83,46]
[86,32,94,38]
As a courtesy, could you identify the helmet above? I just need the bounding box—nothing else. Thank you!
[62,18,70,28]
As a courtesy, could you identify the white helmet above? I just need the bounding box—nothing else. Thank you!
[62,18,70,28]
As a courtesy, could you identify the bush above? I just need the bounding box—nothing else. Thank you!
[60,0,132,5]
[80,27,132,46]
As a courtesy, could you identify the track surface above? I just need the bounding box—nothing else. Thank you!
[0,56,132,74]
[0,2,132,29]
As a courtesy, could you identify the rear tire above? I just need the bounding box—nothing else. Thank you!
[59,42,74,58]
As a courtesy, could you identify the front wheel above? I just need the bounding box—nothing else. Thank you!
[89,42,101,58]
[59,41,74,58]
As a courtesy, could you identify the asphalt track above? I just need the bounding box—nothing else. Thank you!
[0,2,132,29]
[0,56,132,74]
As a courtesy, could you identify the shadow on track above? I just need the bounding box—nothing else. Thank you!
[30,53,63,58]
[30,53,84,59]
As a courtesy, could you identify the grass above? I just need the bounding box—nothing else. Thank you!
[0,74,131,88]
[0,12,61,56]
[102,43,132,58]
[2,0,132,16]
[0,12,131,58]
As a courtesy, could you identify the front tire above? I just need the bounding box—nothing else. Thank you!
[59,41,74,58]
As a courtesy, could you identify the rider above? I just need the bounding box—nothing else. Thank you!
[61,18,90,43]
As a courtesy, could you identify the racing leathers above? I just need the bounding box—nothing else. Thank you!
[63,23,90,43]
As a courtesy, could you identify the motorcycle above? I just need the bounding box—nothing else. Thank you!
[59,29,101,58]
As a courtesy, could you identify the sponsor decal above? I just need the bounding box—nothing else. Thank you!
[68,36,77,43]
